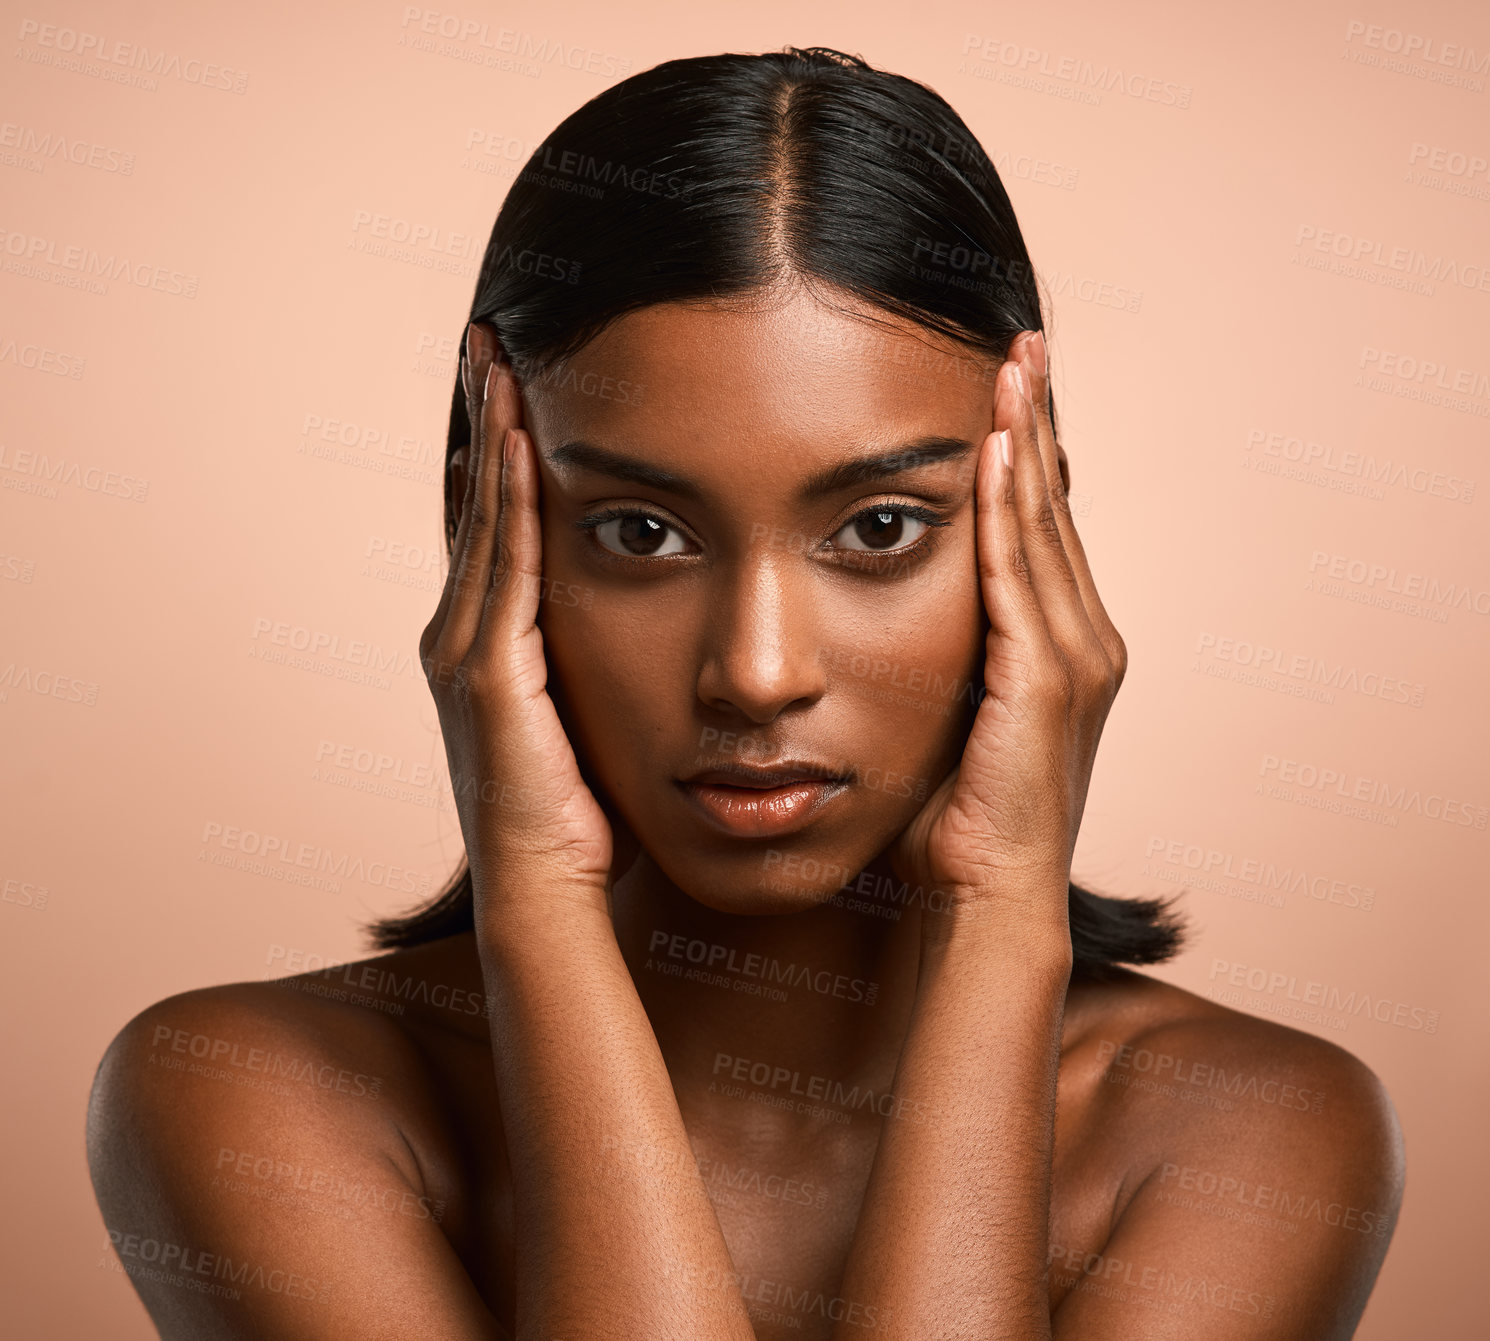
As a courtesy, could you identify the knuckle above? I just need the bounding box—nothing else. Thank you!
[450,660,477,698]
[1055,660,1079,709]
[444,564,474,602]
[1029,656,1074,710]
[1006,541,1034,586]
[465,493,492,532]
[448,656,497,704]
[1075,642,1116,705]
[420,646,455,689]
[489,536,515,593]
[1028,497,1064,546]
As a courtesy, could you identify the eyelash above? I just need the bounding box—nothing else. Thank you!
[573,501,952,572]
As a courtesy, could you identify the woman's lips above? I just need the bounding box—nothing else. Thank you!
[676,779,849,838]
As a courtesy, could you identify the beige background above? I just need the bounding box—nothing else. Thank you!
[3,0,1486,1335]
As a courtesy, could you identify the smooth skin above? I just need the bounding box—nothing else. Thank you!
[88,281,1404,1340]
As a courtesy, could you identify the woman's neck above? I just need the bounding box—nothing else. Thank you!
[609,850,930,1128]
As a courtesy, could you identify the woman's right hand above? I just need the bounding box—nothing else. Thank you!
[419,323,622,930]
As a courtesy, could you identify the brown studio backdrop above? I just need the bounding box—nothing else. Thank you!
[2,0,1486,1335]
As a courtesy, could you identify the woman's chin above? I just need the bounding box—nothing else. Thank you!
[634,842,887,919]
[682,882,830,918]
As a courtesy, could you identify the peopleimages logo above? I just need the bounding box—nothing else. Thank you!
[1306,550,1490,619]
[1156,1162,1391,1238]
[1259,754,1488,829]
[1295,224,1490,296]
[1095,1038,1326,1114]
[397,8,632,78]
[1207,959,1440,1033]
[1143,836,1375,912]
[711,1052,931,1125]
[248,616,424,687]
[1343,20,1490,74]
[1193,632,1426,707]
[0,227,198,298]
[198,821,433,897]
[147,1025,385,1097]
[0,121,135,174]
[104,1229,328,1302]
[958,34,1193,109]
[648,930,880,1006]
[16,20,250,93]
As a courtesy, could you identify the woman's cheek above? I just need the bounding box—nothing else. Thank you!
[541,594,633,756]
[830,562,981,797]
[538,578,689,808]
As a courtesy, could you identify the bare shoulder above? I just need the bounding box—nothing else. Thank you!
[1066,967,1403,1161]
[1053,968,1405,1338]
[89,965,426,1164]
[86,944,501,1339]
[88,936,490,1157]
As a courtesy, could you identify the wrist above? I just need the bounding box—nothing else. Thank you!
[918,881,1073,980]
[471,864,615,957]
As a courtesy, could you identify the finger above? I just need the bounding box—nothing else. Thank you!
[974,408,1054,669]
[445,360,513,651]
[426,327,519,658]
[471,424,544,664]
[1021,330,1125,676]
[423,324,494,652]
[1020,331,1070,517]
[995,350,1098,656]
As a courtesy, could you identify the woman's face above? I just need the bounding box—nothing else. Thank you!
[518,283,996,914]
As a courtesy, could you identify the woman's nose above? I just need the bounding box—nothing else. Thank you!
[693,555,828,724]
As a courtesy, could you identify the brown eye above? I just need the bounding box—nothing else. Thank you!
[593,513,688,557]
[831,508,930,553]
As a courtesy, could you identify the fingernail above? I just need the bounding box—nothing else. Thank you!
[1011,360,1029,403]
[485,361,499,399]
[1029,330,1047,378]
[997,429,1012,471]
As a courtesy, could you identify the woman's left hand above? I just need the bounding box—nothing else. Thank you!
[889,329,1127,942]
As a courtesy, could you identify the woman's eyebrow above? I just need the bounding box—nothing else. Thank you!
[796,435,976,500]
[549,440,704,500]
[547,434,977,503]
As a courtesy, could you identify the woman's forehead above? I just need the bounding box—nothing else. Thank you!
[521,292,997,461]
[570,288,987,379]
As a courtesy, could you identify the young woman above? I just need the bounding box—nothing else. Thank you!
[88,47,1403,1340]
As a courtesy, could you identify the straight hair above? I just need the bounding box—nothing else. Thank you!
[369,46,1185,974]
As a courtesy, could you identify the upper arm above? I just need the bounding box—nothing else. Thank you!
[86,986,507,1340]
[1052,1022,1404,1340]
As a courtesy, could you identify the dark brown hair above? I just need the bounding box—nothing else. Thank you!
[368,46,1185,974]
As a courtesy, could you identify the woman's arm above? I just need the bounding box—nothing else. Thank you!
[833,901,1072,1338]
[832,332,1117,1338]
[828,336,1403,1340]
[480,889,757,1341]
[836,920,1404,1341]
[421,327,755,1341]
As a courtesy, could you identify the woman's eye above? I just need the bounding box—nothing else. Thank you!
[592,513,690,557]
[829,508,931,553]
